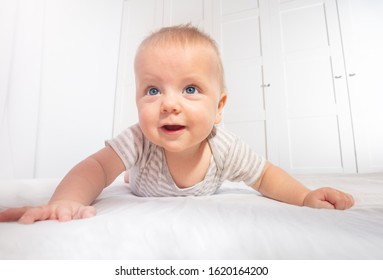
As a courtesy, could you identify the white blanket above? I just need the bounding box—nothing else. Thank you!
[0,173,382,259]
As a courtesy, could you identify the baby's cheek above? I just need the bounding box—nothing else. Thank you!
[138,108,153,125]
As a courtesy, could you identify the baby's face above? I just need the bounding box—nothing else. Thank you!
[135,44,226,154]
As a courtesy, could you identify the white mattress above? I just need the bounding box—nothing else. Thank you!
[0,173,382,259]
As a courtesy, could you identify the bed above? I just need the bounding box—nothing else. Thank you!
[0,173,382,260]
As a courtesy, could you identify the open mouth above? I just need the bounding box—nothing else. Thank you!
[162,125,185,132]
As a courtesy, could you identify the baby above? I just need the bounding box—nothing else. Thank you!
[0,25,354,224]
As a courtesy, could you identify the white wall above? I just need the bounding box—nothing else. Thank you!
[0,0,123,179]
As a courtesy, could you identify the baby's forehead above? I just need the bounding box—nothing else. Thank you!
[134,27,226,90]
[139,27,217,48]
[134,42,220,67]
[138,39,217,55]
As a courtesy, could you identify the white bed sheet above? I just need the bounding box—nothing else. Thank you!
[0,173,382,259]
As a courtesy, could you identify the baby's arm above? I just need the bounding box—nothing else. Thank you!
[253,162,354,209]
[0,146,125,223]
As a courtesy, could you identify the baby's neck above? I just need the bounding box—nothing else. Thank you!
[164,140,212,188]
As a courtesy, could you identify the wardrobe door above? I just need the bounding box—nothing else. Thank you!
[338,0,383,172]
[163,0,212,31]
[268,0,356,173]
[213,0,268,158]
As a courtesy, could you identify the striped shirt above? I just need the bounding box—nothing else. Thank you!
[106,124,266,197]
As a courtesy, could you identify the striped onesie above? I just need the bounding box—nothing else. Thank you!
[106,124,266,197]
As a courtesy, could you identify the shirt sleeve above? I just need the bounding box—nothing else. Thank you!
[105,124,145,170]
[215,128,266,186]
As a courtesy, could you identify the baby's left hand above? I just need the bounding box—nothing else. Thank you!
[303,187,354,210]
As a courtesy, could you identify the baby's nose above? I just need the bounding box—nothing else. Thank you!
[160,93,181,114]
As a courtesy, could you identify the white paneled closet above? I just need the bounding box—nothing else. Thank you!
[269,0,383,173]
[267,0,358,173]
[214,0,269,159]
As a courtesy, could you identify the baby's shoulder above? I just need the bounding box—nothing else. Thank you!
[209,125,239,147]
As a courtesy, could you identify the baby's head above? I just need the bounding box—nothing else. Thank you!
[134,25,227,153]
[135,24,226,93]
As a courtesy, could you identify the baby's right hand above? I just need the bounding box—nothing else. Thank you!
[0,200,96,224]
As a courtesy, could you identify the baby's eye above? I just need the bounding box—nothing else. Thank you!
[146,87,160,96]
[183,86,200,95]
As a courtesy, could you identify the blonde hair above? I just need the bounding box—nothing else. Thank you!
[136,24,226,92]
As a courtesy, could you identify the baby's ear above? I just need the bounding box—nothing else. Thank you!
[215,92,227,124]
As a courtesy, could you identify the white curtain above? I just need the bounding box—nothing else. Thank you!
[0,0,44,179]
[0,0,122,179]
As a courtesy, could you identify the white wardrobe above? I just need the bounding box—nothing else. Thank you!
[114,0,383,174]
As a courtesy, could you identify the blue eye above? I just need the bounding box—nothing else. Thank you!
[147,87,160,96]
[183,86,199,95]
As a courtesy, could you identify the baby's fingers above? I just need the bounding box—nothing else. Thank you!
[56,205,96,222]
[0,207,31,222]
[332,192,355,210]
[304,187,355,210]
[19,206,52,224]
[311,200,335,209]
[56,206,75,222]
[2,202,97,224]
[79,206,97,219]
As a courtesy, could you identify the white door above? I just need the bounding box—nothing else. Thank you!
[163,0,212,31]
[267,0,357,173]
[212,0,268,158]
[338,0,383,173]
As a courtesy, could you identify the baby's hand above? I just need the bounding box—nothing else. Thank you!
[0,200,96,224]
[303,187,354,210]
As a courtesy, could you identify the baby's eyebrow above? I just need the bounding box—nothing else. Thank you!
[136,77,160,88]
